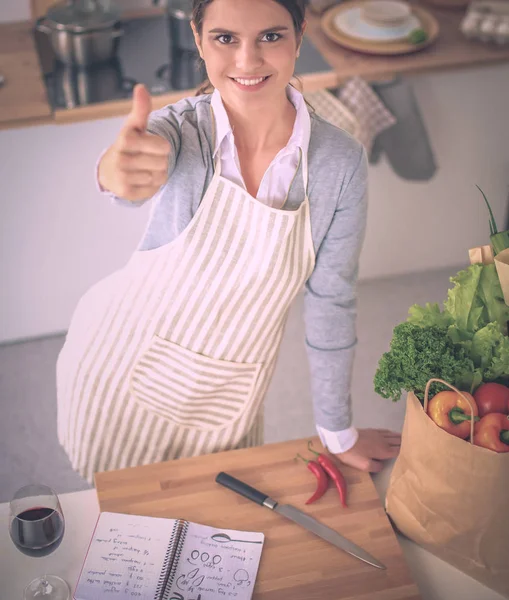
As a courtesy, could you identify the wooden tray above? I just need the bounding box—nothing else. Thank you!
[321,1,440,55]
[95,437,421,599]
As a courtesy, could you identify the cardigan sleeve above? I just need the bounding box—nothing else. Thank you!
[304,145,368,431]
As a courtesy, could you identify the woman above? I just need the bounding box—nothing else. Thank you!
[56,0,400,484]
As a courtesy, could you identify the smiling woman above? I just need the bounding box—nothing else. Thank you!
[191,0,307,99]
[58,0,402,484]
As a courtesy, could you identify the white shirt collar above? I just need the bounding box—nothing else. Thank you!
[210,86,311,159]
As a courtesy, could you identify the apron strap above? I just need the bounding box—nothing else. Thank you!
[210,103,222,176]
[300,147,309,196]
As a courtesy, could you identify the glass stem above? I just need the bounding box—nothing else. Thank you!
[40,576,53,596]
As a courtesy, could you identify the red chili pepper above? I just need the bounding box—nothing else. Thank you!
[308,441,348,508]
[296,453,329,505]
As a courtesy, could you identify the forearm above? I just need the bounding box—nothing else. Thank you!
[305,335,357,431]
[305,143,367,445]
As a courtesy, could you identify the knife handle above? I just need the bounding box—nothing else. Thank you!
[215,472,271,506]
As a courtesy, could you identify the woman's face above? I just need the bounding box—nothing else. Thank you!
[193,0,303,107]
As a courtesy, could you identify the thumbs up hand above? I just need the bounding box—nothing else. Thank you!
[98,84,171,201]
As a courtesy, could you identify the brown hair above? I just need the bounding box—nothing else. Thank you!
[192,0,307,96]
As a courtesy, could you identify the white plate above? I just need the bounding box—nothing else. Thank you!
[333,6,421,42]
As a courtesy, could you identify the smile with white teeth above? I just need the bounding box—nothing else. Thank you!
[232,76,268,86]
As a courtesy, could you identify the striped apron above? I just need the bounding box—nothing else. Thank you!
[56,145,315,484]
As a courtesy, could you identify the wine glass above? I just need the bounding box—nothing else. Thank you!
[9,484,70,600]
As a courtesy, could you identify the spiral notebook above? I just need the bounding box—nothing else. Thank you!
[74,511,264,600]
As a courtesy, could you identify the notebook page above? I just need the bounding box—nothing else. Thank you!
[163,522,264,600]
[74,512,177,600]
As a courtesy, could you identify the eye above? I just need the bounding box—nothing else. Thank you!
[261,32,282,42]
[215,33,234,44]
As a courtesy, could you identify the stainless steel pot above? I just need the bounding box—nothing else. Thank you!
[51,58,136,108]
[36,0,123,67]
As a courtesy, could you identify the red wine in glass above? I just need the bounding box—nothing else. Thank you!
[9,484,70,600]
[11,506,65,558]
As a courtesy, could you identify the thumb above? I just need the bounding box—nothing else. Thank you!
[125,84,152,132]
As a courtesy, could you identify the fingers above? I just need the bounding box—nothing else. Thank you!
[366,459,384,473]
[121,170,168,188]
[373,428,401,436]
[125,83,153,132]
[116,151,169,173]
[115,184,162,202]
[369,428,402,446]
[117,129,171,156]
[385,445,400,459]
[353,456,384,473]
[381,432,402,447]
[336,451,385,473]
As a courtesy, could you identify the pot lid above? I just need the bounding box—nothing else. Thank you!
[45,0,120,33]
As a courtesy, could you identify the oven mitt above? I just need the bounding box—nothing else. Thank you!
[304,88,360,139]
[370,77,437,181]
[336,76,397,156]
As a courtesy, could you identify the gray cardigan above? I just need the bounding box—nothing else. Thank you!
[116,93,368,432]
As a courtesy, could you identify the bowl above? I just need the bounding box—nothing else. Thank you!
[361,0,412,26]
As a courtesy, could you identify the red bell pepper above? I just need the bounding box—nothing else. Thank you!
[474,413,509,453]
[427,390,479,439]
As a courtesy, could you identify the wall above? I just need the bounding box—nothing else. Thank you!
[0,1,31,22]
[1,3,508,343]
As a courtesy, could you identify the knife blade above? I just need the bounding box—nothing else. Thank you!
[215,471,386,570]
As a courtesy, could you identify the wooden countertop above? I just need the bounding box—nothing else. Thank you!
[94,437,422,599]
[0,20,53,128]
[2,3,509,131]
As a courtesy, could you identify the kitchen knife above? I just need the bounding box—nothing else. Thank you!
[215,471,386,570]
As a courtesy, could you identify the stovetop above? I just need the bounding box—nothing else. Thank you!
[35,15,332,110]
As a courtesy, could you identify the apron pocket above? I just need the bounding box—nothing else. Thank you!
[129,336,262,431]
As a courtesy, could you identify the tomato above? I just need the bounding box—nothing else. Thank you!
[473,383,509,417]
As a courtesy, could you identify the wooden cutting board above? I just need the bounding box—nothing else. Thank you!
[95,437,421,599]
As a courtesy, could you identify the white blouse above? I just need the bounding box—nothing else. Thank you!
[210,87,359,454]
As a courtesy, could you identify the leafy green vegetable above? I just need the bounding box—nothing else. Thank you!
[407,302,453,328]
[444,264,484,332]
[374,263,509,403]
[443,264,509,335]
[374,323,475,403]
[478,264,509,334]
[471,323,509,383]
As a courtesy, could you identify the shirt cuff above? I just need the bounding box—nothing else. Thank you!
[316,425,359,454]
[95,148,110,194]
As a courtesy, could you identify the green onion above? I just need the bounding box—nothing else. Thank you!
[491,231,509,255]
[477,185,498,234]
[477,185,509,254]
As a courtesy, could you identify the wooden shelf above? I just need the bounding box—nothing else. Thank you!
[304,3,509,82]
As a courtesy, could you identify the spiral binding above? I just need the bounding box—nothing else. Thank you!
[154,519,189,600]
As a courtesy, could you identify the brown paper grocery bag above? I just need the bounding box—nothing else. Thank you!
[386,379,509,597]
[495,248,509,306]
